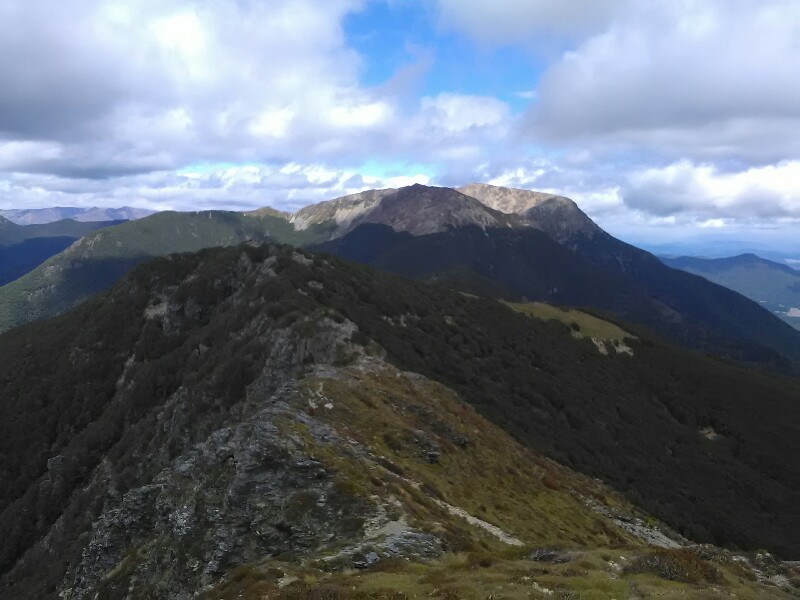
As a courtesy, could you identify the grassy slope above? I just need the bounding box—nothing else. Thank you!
[210,551,797,599]
[505,301,633,342]
[0,211,335,333]
[665,255,800,330]
[210,364,796,600]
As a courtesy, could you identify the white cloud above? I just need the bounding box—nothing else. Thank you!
[420,94,510,134]
[0,162,425,213]
[623,160,800,220]
[526,0,800,163]
[1,0,798,245]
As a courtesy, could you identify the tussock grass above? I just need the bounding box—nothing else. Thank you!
[504,301,633,342]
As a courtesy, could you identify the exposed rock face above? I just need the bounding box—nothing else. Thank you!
[291,184,516,237]
[287,182,600,245]
[458,182,600,243]
[349,184,517,236]
[2,243,799,599]
[458,183,563,214]
[61,394,376,599]
[291,188,397,232]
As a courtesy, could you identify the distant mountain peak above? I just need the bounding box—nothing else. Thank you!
[0,206,155,225]
[290,184,516,237]
[458,182,564,213]
[459,182,600,243]
[291,187,396,232]
[364,184,517,235]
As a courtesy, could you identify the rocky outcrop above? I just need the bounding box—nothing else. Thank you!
[291,188,396,232]
[292,184,517,238]
[458,182,600,243]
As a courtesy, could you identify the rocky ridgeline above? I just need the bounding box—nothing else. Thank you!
[1,245,799,599]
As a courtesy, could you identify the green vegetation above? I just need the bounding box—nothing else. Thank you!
[665,254,800,330]
[293,365,638,551]
[622,548,721,584]
[504,301,633,342]
[0,216,120,285]
[0,210,335,333]
[317,223,800,373]
[208,549,795,599]
[0,215,118,246]
[2,242,800,598]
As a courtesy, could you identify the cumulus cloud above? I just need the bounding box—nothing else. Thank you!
[623,161,800,220]
[1,0,798,243]
[420,93,510,134]
[525,0,800,163]
[0,0,520,210]
[1,163,431,213]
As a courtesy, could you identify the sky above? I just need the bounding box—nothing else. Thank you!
[1,0,799,247]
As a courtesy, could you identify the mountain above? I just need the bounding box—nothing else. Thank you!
[1,243,799,598]
[458,182,600,243]
[2,183,800,374]
[0,210,334,333]
[664,253,800,330]
[642,238,800,265]
[0,206,154,225]
[292,183,518,237]
[317,220,800,372]
[315,223,648,309]
[457,184,800,368]
[0,216,124,286]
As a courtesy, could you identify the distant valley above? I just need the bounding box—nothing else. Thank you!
[2,184,799,377]
[664,253,800,330]
[0,216,123,286]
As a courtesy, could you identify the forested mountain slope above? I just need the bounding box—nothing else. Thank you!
[665,253,800,330]
[1,244,799,599]
[0,210,333,333]
[0,216,121,285]
[317,223,800,372]
[3,184,800,376]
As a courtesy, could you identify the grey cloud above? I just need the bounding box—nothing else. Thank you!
[0,1,173,140]
[436,0,623,44]
[525,1,800,163]
[0,0,520,194]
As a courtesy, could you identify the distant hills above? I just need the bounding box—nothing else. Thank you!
[0,206,154,225]
[664,253,800,330]
[2,243,800,597]
[1,183,799,374]
[314,184,800,372]
[0,210,334,332]
[0,216,123,286]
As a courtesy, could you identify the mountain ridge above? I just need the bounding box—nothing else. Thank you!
[2,242,800,597]
[0,217,124,286]
[458,182,601,243]
[2,183,799,375]
[291,184,519,237]
[0,206,154,225]
[665,253,800,330]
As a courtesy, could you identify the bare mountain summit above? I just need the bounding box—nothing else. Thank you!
[459,182,600,243]
[292,184,516,237]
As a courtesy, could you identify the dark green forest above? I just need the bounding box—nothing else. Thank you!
[1,243,799,594]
